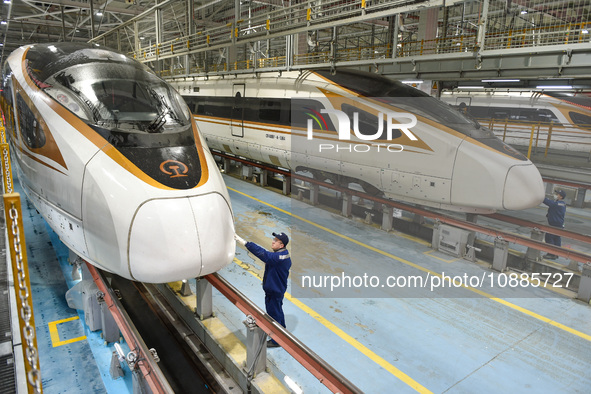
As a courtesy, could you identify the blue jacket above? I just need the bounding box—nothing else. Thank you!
[543,197,566,227]
[245,242,291,295]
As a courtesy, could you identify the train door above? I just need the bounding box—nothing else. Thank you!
[231,84,245,137]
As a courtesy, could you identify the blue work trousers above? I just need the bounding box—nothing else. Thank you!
[545,232,562,247]
[265,292,286,328]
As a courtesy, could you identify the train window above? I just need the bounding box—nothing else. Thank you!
[195,97,232,119]
[488,108,511,119]
[182,97,198,113]
[569,111,591,129]
[258,99,282,123]
[516,109,538,121]
[16,93,46,149]
[341,103,401,140]
[537,109,559,123]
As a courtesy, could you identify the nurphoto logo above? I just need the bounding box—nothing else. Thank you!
[305,108,418,153]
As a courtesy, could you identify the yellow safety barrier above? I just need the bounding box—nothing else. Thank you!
[0,125,13,194]
[0,118,42,393]
[3,193,42,393]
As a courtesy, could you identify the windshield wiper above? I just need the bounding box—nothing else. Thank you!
[146,87,177,133]
[147,109,168,133]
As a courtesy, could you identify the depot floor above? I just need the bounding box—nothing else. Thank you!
[14,174,591,393]
[220,175,591,393]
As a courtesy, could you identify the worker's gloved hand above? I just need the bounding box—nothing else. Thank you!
[234,234,247,246]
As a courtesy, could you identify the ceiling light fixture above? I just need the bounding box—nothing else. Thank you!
[481,79,520,82]
[536,85,573,89]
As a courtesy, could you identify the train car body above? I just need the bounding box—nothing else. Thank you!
[177,69,544,214]
[441,91,591,153]
[1,43,235,283]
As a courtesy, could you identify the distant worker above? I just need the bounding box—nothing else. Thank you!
[458,102,468,114]
[543,189,567,259]
[235,231,292,348]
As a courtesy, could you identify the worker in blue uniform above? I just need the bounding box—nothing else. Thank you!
[235,232,292,348]
[543,189,567,259]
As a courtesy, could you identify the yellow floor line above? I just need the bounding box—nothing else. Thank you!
[229,185,591,344]
[48,316,86,347]
[423,249,460,263]
[233,258,431,394]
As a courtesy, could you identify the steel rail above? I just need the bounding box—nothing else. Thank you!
[205,273,363,394]
[214,151,591,264]
[542,177,591,191]
[86,263,174,394]
[488,212,591,244]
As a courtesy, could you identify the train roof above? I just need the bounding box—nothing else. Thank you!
[21,42,152,86]
[314,68,430,98]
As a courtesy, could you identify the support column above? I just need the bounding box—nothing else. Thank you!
[381,205,393,232]
[243,316,267,378]
[282,175,291,195]
[492,238,509,272]
[574,188,586,208]
[431,221,441,250]
[223,158,231,174]
[195,278,213,320]
[242,165,253,180]
[310,184,320,206]
[186,0,194,76]
[525,229,544,262]
[341,193,352,218]
[577,264,591,303]
[259,169,268,187]
[98,292,120,343]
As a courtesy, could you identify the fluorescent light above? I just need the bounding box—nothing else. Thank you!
[583,29,589,34]
[536,85,573,89]
[0,21,6,25]
[481,79,520,83]
[96,11,103,16]
[459,86,485,89]
[401,80,424,84]
[521,10,528,14]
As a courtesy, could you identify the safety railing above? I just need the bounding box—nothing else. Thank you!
[481,118,591,158]
[0,122,42,394]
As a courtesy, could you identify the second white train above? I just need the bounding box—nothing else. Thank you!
[176,69,545,213]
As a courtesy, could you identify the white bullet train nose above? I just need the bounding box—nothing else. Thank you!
[451,139,545,211]
[128,193,235,283]
[502,163,545,210]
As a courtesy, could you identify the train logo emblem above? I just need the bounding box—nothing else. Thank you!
[306,109,419,141]
[160,160,189,178]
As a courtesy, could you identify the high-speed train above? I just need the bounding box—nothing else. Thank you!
[0,42,235,283]
[176,69,544,214]
[441,91,591,153]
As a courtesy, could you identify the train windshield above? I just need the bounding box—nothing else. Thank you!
[315,69,491,137]
[43,62,191,134]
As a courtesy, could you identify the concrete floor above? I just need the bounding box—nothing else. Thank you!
[12,172,591,393]
[220,174,591,393]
